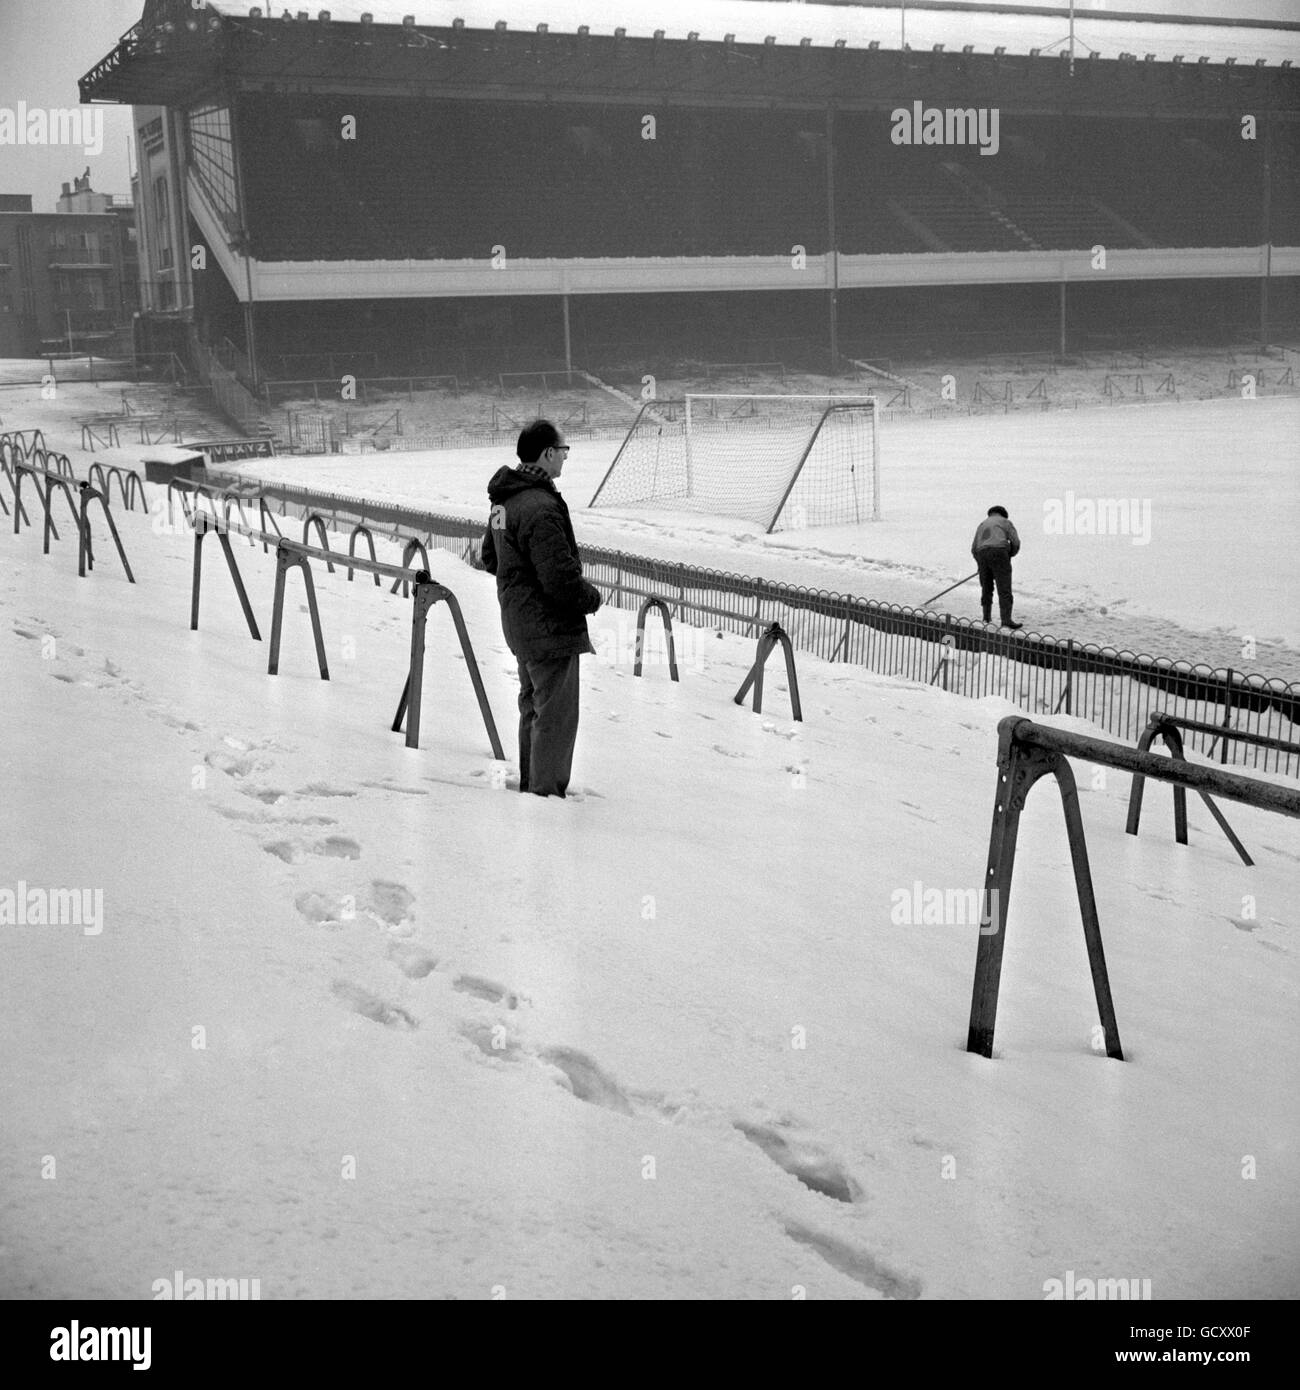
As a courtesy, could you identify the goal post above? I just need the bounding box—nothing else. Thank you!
[589,394,880,531]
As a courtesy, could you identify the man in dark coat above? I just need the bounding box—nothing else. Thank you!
[971,505,1022,630]
[481,419,602,797]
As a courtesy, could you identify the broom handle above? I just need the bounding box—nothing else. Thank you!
[922,571,979,607]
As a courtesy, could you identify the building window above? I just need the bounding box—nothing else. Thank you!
[153,175,172,269]
[186,102,239,233]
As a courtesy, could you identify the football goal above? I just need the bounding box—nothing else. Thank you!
[588,394,880,532]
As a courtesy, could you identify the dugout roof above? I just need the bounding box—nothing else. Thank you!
[82,0,1300,115]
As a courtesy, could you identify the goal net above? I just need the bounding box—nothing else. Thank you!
[589,394,880,532]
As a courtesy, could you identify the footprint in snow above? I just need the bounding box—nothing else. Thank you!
[540,1046,634,1116]
[388,941,439,978]
[733,1118,862,1204]
[783,1221,922,1300]
[452,975,520,1009]
[332,980,417,1030]
[459,1018,521,1060]
[366,880,415,928]
[263,835,360,863]
[294,890,346,927]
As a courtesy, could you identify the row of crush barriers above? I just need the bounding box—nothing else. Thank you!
[167,478,434,597]
[214,474,1300,776]
[168,479,449,605]
[87,461,149,514]
[2,433,137,584]
[2,428,150,517]
[172,477,793,720]
[173,477,501,756]
[13,455,1300,1065]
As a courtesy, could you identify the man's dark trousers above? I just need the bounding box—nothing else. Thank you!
[976,549,1014,624]
[517,655,581,797]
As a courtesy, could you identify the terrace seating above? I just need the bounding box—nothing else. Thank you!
[237,99,1280,264]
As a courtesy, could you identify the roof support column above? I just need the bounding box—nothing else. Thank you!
[826,104,839,375]
[1059,278,1067,359]
[227,86,260,392]
[1260,106,1272,346]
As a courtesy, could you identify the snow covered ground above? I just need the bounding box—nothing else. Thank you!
[2,412,1297,1298]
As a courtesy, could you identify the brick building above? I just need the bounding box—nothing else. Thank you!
[0,173,138,358]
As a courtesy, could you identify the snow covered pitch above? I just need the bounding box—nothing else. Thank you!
[220,394,1300,675]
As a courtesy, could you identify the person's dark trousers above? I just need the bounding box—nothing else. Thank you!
[976,549,1014,624]
[516,655,581,797]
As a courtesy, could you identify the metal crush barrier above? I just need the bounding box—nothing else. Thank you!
[968,716,1300,1061]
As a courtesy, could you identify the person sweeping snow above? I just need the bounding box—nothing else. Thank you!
[971,505,1023,630]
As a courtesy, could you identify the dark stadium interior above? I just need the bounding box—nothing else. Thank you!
[233,96,1295,264]
[190,257,1285,382]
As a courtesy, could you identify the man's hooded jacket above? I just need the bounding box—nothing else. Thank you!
[481,466,602,662]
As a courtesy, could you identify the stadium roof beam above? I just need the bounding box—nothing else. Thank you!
[80,5,1300,118]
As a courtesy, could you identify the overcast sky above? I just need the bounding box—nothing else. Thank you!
[1,0,1296,213]
[0,0,142,211]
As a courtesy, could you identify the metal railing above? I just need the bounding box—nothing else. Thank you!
[967,716,1300,1060]
[8,458,135,583]
[185,506,502,756]
[204,473,1300,778]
